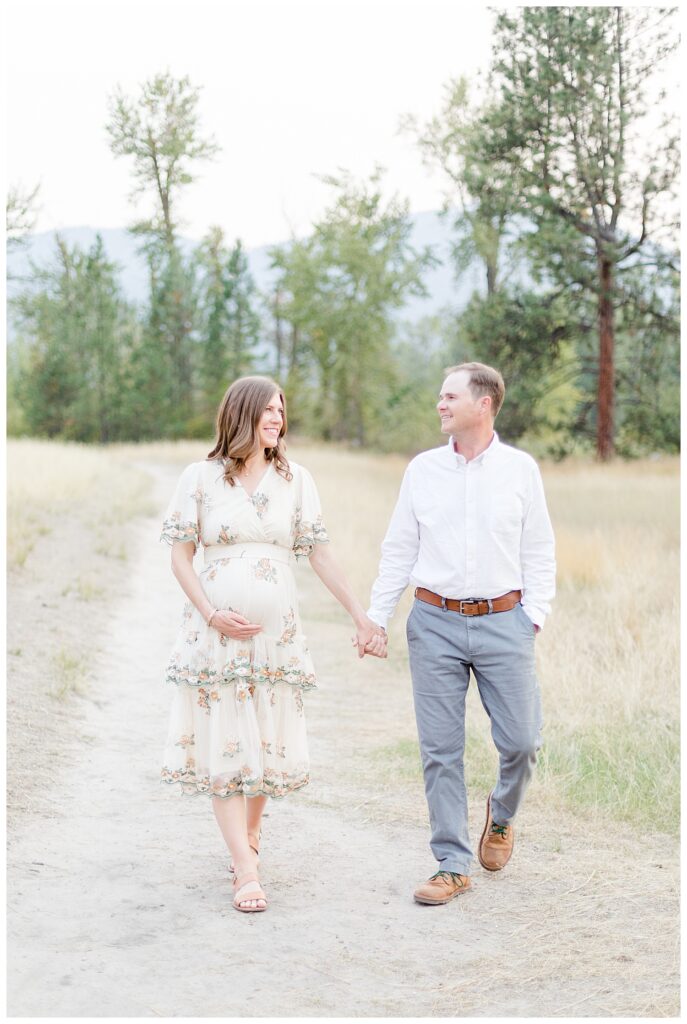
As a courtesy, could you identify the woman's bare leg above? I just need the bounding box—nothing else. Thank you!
[212,795,266,910]
[246,794,268,850]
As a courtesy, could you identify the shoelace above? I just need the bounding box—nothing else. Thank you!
[430,870,466,885]
[490,823,509,838]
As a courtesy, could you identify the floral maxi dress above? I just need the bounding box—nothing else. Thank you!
[160,458,329,799]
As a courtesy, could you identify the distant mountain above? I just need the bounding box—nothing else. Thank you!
[6,211,485,323]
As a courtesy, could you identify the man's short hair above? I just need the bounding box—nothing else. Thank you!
[444,362,505,419]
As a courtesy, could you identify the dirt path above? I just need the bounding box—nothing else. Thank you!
[7,463,679,1017]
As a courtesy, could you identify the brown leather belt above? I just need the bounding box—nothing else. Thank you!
[414,587,522,616]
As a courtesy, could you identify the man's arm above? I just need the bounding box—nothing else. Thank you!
[520,461,556,629]
[368,466,421,630]
[307,544,387,658]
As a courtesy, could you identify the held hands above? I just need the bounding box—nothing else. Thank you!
[352,616,388,659]
[207,606,387,653]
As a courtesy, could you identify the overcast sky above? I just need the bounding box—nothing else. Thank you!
[6,0,496,248]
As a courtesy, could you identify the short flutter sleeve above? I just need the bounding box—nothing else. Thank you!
[160,462,203,547]
[291,465,330,559]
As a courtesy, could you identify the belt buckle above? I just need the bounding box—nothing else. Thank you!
[459,598,492,615]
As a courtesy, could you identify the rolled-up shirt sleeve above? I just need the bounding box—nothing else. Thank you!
[368,467,420,630]
[520,462,556,629]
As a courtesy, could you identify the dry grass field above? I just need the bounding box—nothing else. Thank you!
[8,437,678,833]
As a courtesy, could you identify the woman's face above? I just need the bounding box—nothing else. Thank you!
[257,390,284,448]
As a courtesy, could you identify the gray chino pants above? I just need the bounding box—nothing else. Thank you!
[406,598,543,876]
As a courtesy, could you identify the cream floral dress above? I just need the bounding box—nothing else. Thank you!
[160,458,329,799]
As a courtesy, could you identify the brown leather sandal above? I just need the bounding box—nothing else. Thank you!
[233,872,267,913]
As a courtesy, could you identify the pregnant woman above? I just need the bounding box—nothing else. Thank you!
[160,376,386,912]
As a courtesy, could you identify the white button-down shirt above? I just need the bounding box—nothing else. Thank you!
[368,433,556,629]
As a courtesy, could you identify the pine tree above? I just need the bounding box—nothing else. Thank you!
[195,228,261,421]
[10,235,136,441]
[486,7,680,458]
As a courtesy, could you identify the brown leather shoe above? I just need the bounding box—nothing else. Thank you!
[478,792,514,871]
[413,870,471,905]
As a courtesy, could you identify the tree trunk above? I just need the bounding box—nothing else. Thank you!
[596,253,615,460]
[486,260,497,297]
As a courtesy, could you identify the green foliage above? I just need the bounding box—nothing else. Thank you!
[614,265,680,455]
[381,314,461,454]
[269,169,435,445]
[6,340,30,435]
[137,242,200,437]
[6,181,40,260]
[106,72,219,244]
[403,75,522,295]
[456,289,578,444]
[10,235,137,442]
[490,8,679,248]
[195,229,261,420]
[484,7,680,457]
[406,8,680,459]
[7,226,265,444]
[107,72,219,437]
[6,48,679,458]
[402,63,584,457]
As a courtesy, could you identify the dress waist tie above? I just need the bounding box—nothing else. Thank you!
[203,542,295,567]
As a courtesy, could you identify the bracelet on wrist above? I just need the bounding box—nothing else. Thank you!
[207,608,218,627]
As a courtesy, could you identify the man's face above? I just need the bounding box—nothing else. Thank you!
[437,371,484,435]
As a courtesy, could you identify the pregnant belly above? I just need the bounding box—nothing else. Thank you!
[200,558,296,632]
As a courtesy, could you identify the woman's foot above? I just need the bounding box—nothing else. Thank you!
[233,871,267,912]
[229,830,260,875]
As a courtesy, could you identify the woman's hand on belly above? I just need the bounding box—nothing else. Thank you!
[211,610,263,640]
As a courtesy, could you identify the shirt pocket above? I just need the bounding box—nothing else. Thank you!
[490,508,521,536]
[487,492,524,539]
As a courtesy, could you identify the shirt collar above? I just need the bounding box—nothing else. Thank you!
[449,431,500,465]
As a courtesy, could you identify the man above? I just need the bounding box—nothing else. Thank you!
[366,362,555,904]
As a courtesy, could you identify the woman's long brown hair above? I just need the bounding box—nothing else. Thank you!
[207,376,292,485]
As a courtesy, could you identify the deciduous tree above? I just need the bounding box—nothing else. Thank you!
[270,170,434,444]
[107,72,218,431]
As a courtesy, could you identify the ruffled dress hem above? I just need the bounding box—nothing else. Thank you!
[160,766,310,799]
[165,639,317,691]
